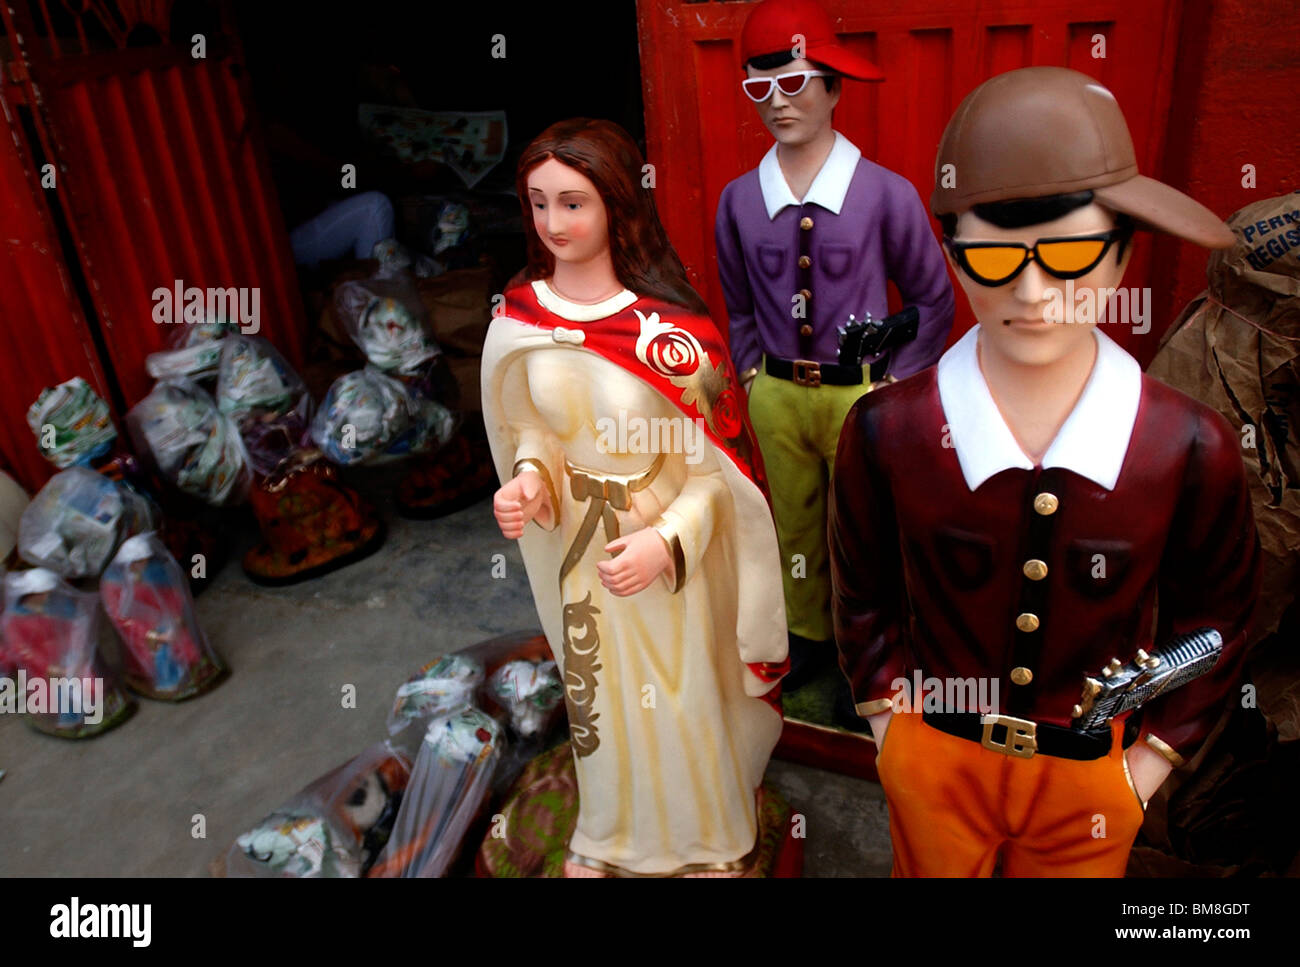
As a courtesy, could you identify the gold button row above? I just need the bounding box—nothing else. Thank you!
[1011,501,1055,687]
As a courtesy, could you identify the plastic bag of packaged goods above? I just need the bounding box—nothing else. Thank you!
[26,377,118,470]
[216,335,310,424]
[386,653,485,752]
[311,367,408,465]
[127,380,251,506]
[335,274,440,374]
[380,381,455,464]
[224,742,412,878]
[310,366,452,466]
[370,238,439,279]
[488,659,564,739]
[0,568,133,738]
[215,335,315,476]
[369,705,502,877]
[145,318,239,382]
[17,467,138,578]
[100,532,226,700]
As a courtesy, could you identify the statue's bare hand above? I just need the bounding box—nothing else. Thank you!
[493,470,552,539]
[597,528,673,596]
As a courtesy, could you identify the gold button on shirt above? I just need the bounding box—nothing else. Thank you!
[1010,666,1034,686]
[1015,612,1040,633]
[1033,493,1059,515]
[1022,559,1048,581]
[800,216,814,231]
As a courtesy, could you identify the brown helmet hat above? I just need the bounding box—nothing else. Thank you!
[932,66,1234,249]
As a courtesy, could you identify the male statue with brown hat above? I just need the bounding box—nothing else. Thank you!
[715,0,954,709]
[830,66,1262,876]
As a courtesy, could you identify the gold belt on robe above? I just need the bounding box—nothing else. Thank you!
[559,452,665,585]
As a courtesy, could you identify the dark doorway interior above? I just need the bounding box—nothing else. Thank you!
[232,0,644,269]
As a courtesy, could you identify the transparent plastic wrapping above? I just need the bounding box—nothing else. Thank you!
[99,532,225,700]
[386,653,485,753]
[216,335,310,424]
[334,275,440,374]
[369,706,502,878]
[127,380,251,506]
[224,742,412,878]
[17,467,134,578]
[0,568,133,738]
[26,377,118,469]
[488,659,564,740]
[310,366,454,466]
[215,335,315,476]
[144,318,239,382]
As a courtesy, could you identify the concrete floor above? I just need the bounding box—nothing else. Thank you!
[0,477,890,877]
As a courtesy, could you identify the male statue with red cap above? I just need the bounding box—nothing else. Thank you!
[830,66,1262,876]
[715,0,954,711]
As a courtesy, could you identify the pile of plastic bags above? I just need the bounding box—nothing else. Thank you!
[311,240,456,465]
[221,633,564,878]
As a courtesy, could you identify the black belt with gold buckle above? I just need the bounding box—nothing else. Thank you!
[765,356,863,387]
[921,710,1112,760]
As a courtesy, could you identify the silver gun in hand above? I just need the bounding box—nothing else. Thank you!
[1070,628,1224,731]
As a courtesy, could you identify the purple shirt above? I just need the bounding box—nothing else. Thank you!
[715,138,954,377]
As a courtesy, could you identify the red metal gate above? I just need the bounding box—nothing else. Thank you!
[636,0,1186,355]
[1,0,306,419]
[0,68,114,492]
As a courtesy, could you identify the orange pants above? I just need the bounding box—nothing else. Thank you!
[875,709,1145,877]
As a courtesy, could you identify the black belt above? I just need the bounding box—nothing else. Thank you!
[922,710,1112,761]
[766,356,882,387]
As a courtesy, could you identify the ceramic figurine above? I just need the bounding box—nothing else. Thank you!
[715,0,954,700]
[830,67,1261,876]
[483,118,787,877]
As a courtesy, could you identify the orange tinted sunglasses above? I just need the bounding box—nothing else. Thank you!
[944,229,1130,287]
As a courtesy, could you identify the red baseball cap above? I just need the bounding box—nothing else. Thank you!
[740,0,884,81]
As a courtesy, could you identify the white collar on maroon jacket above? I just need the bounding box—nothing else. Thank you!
[935,325,1142,492]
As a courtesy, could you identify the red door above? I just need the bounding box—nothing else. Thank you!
[1,0,306,413]
[0,71,114,492]
[636,0,1185,356]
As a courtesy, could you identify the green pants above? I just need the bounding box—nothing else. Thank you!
[747,363,872,642]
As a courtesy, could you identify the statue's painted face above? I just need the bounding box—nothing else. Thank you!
[526,158,610,269]
[745,57,840,148]
[948,201,1133,369]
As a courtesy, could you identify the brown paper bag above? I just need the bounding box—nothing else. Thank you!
[1149,191,1300,648]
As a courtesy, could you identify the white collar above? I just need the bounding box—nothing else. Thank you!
[758,131,861,220]
[532,280,637,322]
[936,325,1141,492]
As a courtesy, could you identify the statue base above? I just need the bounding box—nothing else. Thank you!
[476,742,803,877]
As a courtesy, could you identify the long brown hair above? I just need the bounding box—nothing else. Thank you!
[515,118,709,316]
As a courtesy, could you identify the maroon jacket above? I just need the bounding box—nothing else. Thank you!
[830,360,1261,764]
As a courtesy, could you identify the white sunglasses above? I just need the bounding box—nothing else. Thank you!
[742,69,835,102]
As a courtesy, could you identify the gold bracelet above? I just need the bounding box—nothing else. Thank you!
[1140,732,1185,768]
[855,698,894,716]
[650,515,686,594]
[512,458,559,521]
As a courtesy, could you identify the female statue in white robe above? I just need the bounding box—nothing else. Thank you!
[482,119,787,877]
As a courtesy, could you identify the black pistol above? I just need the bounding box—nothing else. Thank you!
[837,306,919,369]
